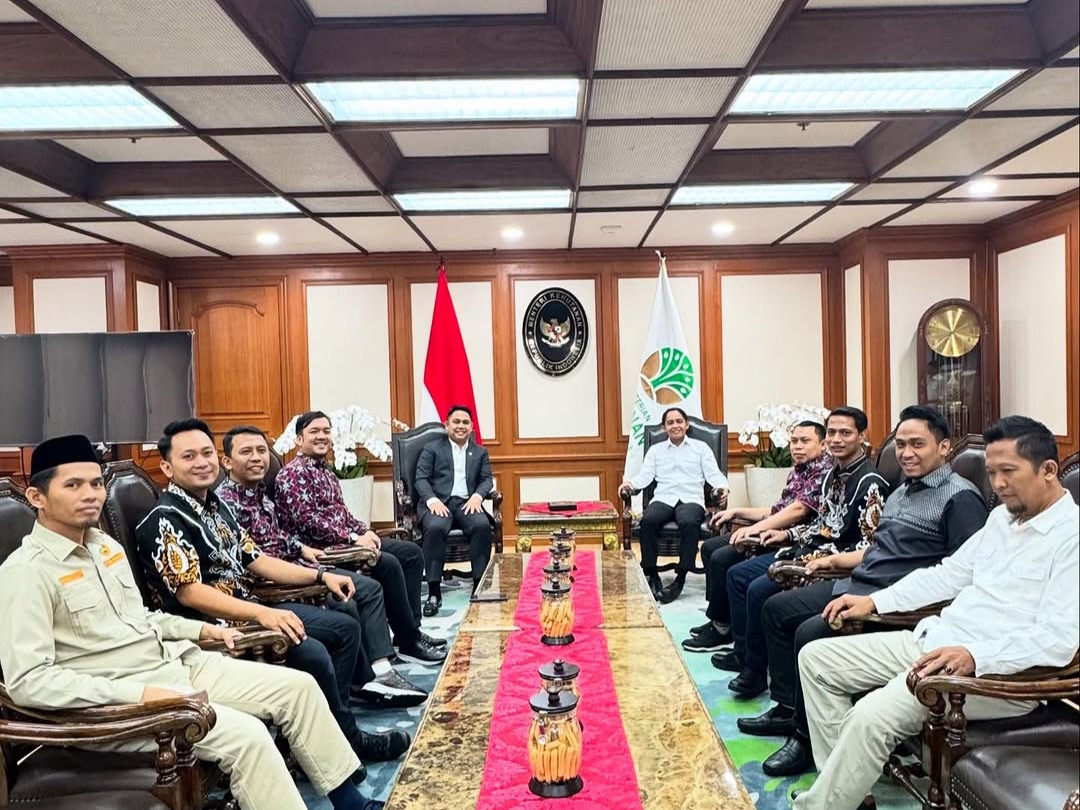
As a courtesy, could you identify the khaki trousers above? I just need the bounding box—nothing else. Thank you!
[104,651,360,810]
[793,631,1033,810]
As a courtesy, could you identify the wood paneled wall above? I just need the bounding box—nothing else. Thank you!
[3,190,1077,516]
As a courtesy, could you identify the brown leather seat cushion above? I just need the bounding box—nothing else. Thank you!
[952,745,1079,810]
[6,790,169,809]
[9,748,159,800]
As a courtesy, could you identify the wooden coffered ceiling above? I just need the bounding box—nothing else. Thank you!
[0,0,1077,256]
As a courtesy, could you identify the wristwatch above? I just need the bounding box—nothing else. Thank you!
[315,565,327,585]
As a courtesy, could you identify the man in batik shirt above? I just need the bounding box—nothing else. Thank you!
[710,407,890,700]
[683,420,832,653]
[274,411,444,658]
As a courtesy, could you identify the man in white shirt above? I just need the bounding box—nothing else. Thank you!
[792,415,1079,810]
[414,405,494,614]
[620,407,729,603]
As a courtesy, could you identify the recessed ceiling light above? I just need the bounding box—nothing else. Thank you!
[0,85,179,131]
[394,189,572,212]
[711,221,735,237]
[306,78,581,122]
[106,196,299,217]
[673,183,852,205]
[730,70,1021,114]
[501,226,524,240]
[256,231,281,246]
[967,178,998,197]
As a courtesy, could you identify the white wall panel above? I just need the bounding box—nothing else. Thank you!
[410,280,496,439]
[617,275,701,434]
[997,235,1068,434]
[32,277,107,333]
[887,259,970,426]
[135,280,162,331]
[372,481,395,523]
[519,476,601,503]
[0,286,14,333]
[726,470,749,508]
[514,278,598,438]
[306,284,392,438]
[721,274,825,428]
[844,265,863,408]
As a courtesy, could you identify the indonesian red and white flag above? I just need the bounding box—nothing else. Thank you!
[419,265,483,443]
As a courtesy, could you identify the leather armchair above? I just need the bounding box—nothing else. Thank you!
[391,422,503,577]
[906,654,1080,810]
[619,416,729,573]
[0,686,215,810]
[1060,452,1079,505]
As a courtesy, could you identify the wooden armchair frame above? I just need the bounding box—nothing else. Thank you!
[0,688,215,810]
[907,654,1080,810]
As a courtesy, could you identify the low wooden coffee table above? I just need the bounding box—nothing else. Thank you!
[515,500,620,552]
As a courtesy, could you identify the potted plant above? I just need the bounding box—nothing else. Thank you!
[738,402,830,507]
[274,405,408,525]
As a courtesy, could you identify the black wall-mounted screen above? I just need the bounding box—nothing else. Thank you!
[0,331,195,446]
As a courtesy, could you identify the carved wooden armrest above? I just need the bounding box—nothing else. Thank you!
[736,537,766,556]
[197,625,290,660]
[376,527,410,541]
[768,560,849,589]
[316,545,379,572]
[489,488,503,516]
[910,651,1080,706]
[729,516,755,529]
[0,686,213,728]
[708,487,729,510]
[253,582,327,605]
[854,601,951,630]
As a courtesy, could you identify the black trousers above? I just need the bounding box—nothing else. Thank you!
[638,500,706,572]
[373,537,425,635]
[419,496,493,583]
[760,581,838,714]
[327,567,394,686]
[282,601,363,752]
[701,533,746,624]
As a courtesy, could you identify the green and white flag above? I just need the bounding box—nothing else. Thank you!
[623,251,702,480]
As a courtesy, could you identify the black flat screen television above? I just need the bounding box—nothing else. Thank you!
[0,331,195,446]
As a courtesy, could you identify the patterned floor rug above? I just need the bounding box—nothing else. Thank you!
[298,572,924,809]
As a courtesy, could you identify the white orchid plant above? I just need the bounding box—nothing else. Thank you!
[738,402,831,468]
[274,405,410,480]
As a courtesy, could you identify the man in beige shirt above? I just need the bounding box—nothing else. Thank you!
[0,434,381,810]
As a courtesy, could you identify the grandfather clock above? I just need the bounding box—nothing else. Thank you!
[916,298,990,438]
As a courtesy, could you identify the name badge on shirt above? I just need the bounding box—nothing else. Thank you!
[104,552,126,568]
[58,570,85,585]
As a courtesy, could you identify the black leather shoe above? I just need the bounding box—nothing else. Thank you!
[646,573,663,600]
[737,705,795,737]
[419,630,448,648]
[689,621,713,637]
[422,594,441,617]
[398,636,447,665]
[658,578,684,604]
[763,735,814,777]
[356,729,411,762]
[710,650,743,672]
[351,763,367,784]
[728,669,768,698]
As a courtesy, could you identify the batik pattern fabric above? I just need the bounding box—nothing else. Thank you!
[769,452,833,516]
[274,453,367,549]
[777,454,891,562]
[217,477,305,563]
[136,482,260,620]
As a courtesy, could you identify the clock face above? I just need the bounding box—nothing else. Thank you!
[925,304,982,358]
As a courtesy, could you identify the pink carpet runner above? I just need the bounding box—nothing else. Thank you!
[476,552,643,810]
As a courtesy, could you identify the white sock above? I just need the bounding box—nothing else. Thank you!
[372,659,393,676]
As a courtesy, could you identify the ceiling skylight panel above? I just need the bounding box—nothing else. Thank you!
[393,189,572,211]
[672,183,852,205]
[731,70,1021,114]
[0,85,179,131]
[306,78,581,122]
[106,196,298,217]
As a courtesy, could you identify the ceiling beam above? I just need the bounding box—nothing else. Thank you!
[1027,0,1080,59]
[856,117,957,178]
[688,147,867,184]
[0,140,91,197]
[294,24,584,79]
[213,0,310,78]
[388,155,572,192]
[87,161,270,199]
[336,131,401,188]
[759,7,1042,70]
[0,24,115,83]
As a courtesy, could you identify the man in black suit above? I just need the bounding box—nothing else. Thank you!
[415,405,494,616]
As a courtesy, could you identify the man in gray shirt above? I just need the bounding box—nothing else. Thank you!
[740,405,989,777]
